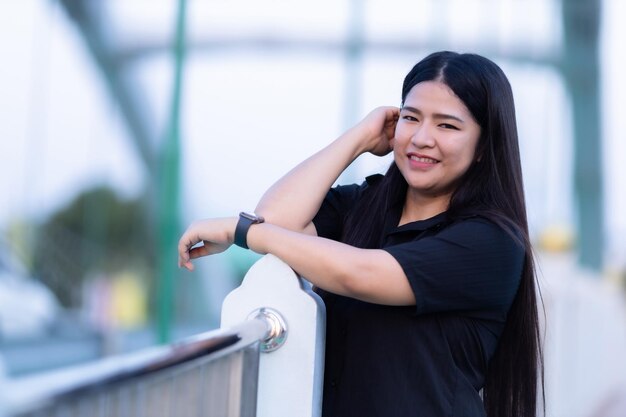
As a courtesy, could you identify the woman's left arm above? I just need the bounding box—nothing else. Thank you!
[177,217,415,306]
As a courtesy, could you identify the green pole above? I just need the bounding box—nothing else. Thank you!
[561,0,604,271]
[157,0,187,344]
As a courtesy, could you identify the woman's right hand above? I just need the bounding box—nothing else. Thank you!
[353,106,400,157]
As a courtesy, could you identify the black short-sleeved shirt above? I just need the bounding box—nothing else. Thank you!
[312,176,524,417]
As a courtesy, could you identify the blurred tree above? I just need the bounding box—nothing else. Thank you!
[31,187,155,308]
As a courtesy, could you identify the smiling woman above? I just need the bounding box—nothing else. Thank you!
[178,51,543,417]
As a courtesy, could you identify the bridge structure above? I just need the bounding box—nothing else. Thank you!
[52,0,604,344]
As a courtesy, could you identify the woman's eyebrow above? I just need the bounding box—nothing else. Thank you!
[401,106,465,123]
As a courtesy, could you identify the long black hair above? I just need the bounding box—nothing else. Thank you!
[342,51,544,417]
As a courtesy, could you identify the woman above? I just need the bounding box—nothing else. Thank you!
[178,51,543,417]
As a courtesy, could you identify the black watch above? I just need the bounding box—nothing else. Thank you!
[234,212,265,249]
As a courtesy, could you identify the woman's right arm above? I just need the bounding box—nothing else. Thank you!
[254,106,399,235]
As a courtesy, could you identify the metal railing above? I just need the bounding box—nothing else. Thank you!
[0,255,326,417]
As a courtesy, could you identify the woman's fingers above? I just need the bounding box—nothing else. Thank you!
[180,259,195,271]
[179,241,229,270]
[178,225,205,269]
[177,217,237,270]
[178,231,197,262]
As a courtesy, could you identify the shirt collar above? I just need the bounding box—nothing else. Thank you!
[384,208,449,237]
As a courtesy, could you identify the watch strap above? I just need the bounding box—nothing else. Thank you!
[234,212,264,249]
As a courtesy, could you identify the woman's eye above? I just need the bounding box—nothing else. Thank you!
[402,115,418,122]
[440,123,459,130]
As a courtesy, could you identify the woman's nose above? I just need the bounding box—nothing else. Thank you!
[411,123,435,148]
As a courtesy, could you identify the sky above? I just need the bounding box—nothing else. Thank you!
[0,0,624,268]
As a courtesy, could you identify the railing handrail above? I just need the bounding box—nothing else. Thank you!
[1,319,269,416]
[1,255,325,417]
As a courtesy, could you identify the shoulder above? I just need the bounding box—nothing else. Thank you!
[385,213,526,279]
[433,215,526,280]
[441,214,524,252]
[390,214,525,263]
[385,214,526,315]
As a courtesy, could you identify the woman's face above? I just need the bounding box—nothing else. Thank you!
[393,80,481,201]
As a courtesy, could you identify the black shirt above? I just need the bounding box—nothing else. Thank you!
[312,176,524,417]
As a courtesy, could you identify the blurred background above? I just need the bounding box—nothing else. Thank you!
[0,0,624,416]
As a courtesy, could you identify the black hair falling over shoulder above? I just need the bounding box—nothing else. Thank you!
[341,163,406,249]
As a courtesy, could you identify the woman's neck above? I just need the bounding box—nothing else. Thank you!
[398,190,451,225]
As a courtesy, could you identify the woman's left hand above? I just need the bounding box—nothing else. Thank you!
[178,217,238,271]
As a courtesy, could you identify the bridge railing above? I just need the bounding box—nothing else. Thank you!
[0,254,326,417]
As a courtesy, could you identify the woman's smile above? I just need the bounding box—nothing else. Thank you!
[407,152,440,169]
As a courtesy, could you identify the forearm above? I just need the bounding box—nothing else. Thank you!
[247,222,414,305]
[254,126,367,233]
[177,214,413,305]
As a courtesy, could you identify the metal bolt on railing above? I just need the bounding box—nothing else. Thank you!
[248,307,288,352]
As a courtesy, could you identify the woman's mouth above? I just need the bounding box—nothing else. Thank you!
[407,153,439,169]
[409,155,439,164]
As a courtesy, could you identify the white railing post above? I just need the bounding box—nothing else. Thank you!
[221,254,326,417]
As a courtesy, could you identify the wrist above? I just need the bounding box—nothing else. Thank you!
[226,216,238,244]
[341,124,372,158]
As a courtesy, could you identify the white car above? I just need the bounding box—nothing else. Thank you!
[0,249,60,340]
